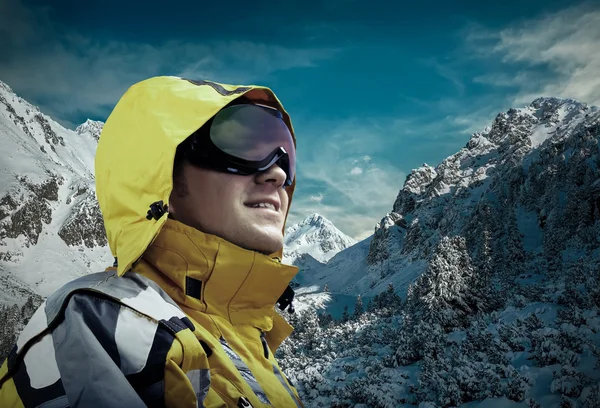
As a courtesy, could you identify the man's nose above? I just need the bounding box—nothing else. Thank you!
[255,164,287,187]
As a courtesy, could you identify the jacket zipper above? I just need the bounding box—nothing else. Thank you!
[259,331,269,359]
[260,331,305,408]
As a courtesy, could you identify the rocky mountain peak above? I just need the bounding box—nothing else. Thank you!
[302,213,329,228]
[530,96,588,111]
[283,213,356,264]
[75,119,104,141]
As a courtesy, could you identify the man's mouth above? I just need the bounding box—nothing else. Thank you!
[248,202,277,211]
[245,198,280,212]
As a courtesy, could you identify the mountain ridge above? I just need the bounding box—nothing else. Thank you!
[304,96,600,298]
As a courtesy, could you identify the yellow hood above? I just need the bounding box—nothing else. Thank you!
[95,76,297,276]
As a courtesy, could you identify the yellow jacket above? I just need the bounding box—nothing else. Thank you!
[0,77,303,407]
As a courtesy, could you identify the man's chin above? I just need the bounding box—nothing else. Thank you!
[247,230,283,255]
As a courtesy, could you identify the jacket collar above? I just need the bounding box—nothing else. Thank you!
[132,219,298,347]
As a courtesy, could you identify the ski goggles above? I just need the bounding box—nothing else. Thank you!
[183,103,296,186]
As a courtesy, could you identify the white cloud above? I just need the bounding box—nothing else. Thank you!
[290,118,405,240]
[0,0,341,128]
[468,4,600,106]
[472,72,534,89]
[309,194,324,203]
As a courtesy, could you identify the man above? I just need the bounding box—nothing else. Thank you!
[0,76,303,407]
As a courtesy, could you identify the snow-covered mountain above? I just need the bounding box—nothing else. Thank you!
[75,119,104,142]
[279,97,600,407]
[283,213,356,264]
[0,80,112,307]
[310,97,600,298]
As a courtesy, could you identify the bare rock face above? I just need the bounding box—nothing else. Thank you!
[392,165,437,215]
[0,198,52,246]
[0,194,18,222]
[59,191,107,248]
[19,174,62,202]
[367,212,404,265]
[0,175,62,247]
[34,114,65,148]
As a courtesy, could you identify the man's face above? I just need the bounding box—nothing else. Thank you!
[169,162,290,255]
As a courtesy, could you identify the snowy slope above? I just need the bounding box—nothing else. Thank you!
[0,80,112,305]
[283,213,356,264]
[294,235,374,292]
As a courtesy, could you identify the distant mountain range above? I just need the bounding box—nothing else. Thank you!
[3,76,600,313]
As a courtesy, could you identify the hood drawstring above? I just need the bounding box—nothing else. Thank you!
[276,285,295,314]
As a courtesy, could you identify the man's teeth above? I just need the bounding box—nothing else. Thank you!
[251,203,276,210]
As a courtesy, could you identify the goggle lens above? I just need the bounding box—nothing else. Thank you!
[209,104,296,185]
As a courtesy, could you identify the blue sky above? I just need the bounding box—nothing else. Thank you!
[1,0,599,239]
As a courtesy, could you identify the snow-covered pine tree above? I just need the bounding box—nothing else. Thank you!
[353,295,364,319]
[382,283,402,312]
[507,370,531,402]
[504,206,526,282]
[394,312,445,366]
[318,312,334,328]
[341,305,349,323]
[297,308,322,351]
[416,349,461,407]
[542,193,566,277]
[406,236,484,330]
